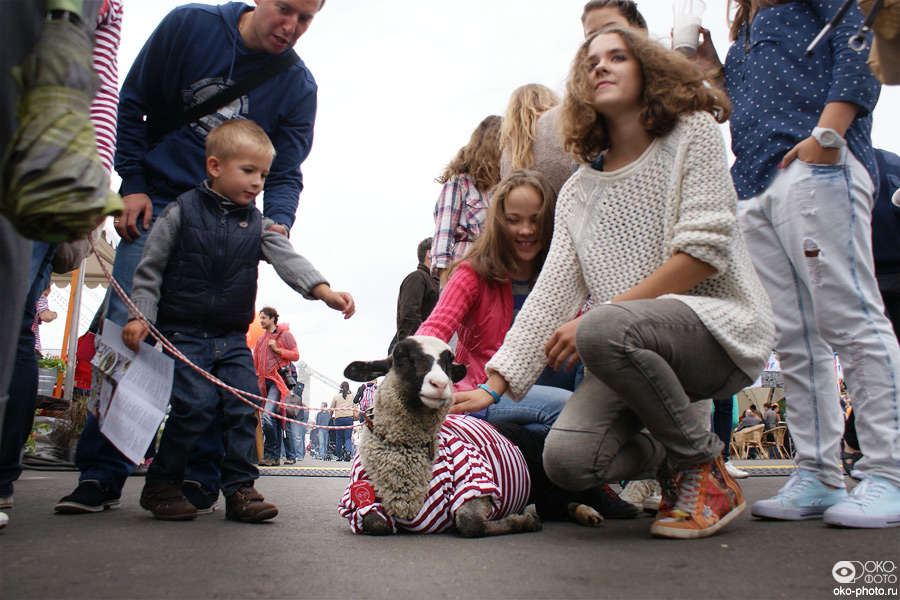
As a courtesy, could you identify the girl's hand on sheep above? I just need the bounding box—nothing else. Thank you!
[313,284,356,319]
[450,388,495,414]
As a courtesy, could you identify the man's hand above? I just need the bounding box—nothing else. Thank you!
[122,319,150,352]
[779,136,841,169]
[544,317,581,371]
[451,388,494,414]
[116,193,153,242]
[312,283,356,319]
[267,338,281,354]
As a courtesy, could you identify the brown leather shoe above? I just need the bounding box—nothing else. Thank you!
[140,482,198,521]
[225,485,278,523]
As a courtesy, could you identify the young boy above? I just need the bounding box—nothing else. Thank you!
[122,119,355,522]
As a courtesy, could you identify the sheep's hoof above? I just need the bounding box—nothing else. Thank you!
[362,513,393,535]
[568,502,603,527]
[523,510,543,532]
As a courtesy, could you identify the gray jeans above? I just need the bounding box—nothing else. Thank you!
[543,299,752,490]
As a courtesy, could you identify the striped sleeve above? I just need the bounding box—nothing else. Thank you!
[91,0,123,174]
[444,415,530,518]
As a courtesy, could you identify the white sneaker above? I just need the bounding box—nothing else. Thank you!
[642,492,662,514]
[751,470,847,520]
[619,479,659,507]
[823,474,900,529]
[0,511,7,530]
[725,460,749,479]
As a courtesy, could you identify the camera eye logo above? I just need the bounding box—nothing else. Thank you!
[833,562,858,584]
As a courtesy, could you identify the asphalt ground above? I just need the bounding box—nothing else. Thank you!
[1,459,898,600]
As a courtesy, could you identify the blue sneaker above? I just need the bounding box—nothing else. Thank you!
[823,475,900,529]
[751,470,847,520]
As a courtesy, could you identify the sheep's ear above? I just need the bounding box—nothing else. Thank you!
[449,362,466,383]
[344,359,392,382]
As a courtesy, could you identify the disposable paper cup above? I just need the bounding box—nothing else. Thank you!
[672,0,705,57]
[673,14,702,56]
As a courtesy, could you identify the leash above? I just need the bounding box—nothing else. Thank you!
[87,236,363,430]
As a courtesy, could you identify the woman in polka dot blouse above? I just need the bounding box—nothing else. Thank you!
[695,0,900,529]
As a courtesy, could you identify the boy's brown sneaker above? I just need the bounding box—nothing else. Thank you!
[140,482,198,521]
[225,485,278,523]
[650,454,745,539]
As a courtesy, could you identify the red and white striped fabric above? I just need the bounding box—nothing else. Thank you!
[91,0,123,174]
[339,414,530,534]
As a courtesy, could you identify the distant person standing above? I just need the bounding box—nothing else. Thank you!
[330,382,355,461]
[315,402,330,458]
[253,307,300,466]
[389,237,439,354]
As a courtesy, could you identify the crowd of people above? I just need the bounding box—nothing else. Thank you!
[1,0,898,542]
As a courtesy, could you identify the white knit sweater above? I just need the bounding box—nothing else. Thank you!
[487,111,774,399]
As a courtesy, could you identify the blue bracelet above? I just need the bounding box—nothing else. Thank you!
[477,383,502,404]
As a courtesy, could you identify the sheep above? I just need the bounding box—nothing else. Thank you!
[338,335,602,537]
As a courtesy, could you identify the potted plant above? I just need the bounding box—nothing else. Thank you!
[36,355,65,397]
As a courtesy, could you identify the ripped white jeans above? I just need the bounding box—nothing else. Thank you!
[738,149,900,488]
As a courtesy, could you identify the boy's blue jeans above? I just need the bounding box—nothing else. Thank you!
[147,331,260,497]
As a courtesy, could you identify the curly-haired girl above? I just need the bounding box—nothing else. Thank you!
[454,27,774,540]
[431,116,502,282]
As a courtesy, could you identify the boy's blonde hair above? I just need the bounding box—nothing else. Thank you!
[500,84,560,171]
[205,119,275,162]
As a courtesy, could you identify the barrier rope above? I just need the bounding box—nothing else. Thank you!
[88,236,363,431]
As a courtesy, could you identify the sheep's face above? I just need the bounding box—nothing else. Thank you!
[343,336,466,411]
[404,336,461,408]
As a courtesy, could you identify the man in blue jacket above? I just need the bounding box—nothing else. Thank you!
[55,0,325,515]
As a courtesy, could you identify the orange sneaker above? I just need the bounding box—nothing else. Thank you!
[650,454,745,539]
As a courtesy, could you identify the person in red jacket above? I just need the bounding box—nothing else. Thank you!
[253,307,299,466]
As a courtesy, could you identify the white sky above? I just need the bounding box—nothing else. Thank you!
[42,0,900,408]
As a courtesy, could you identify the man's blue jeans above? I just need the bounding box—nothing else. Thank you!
[262,380,296,461]
[317,427,328,457]
[290,421,307,458]
[0,242,54,496]
[146,331,259,497]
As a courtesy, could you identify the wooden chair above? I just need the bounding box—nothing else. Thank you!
[762,426,788,459]
[731,424,766,459]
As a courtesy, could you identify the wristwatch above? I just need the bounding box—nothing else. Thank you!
[812,127,846,149]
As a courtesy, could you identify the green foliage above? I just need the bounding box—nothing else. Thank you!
[37,356,67,373]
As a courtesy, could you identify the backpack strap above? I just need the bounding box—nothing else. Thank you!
[147,50,301,144]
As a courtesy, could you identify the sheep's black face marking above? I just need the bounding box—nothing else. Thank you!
[344,337,467,413]
[398,337,466,410]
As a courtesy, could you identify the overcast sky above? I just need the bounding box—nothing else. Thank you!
[42,0,900,408]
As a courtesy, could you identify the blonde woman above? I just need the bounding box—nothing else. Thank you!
[499,84,561,182]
